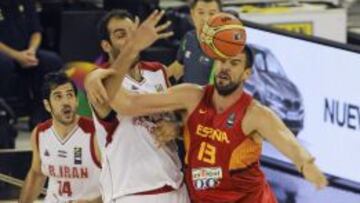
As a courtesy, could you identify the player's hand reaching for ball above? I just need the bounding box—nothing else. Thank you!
[131,10,173,52]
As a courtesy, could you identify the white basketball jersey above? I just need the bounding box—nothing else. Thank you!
[93,62,183,202]
[37,117,101,202]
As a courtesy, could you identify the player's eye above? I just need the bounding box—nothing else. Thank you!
[66,92,74,98]
[113,31,127,39]
[230,61,239,66]
[54,94,62,100]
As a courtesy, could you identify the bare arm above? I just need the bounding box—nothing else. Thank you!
[28,32,42,52]
[19,127,47,202]
[243,101,328,188]
[166,60,184,81]
[0,42,19,59]
[109,83,203,117]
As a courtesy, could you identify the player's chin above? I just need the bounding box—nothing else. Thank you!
[62,113,75,122]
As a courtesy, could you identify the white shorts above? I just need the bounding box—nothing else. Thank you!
[112,184,190,203]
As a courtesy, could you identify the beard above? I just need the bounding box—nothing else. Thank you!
[214,77,241,96]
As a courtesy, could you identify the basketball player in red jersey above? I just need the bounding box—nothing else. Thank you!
[85,40,328,203]
[20,72,102,203]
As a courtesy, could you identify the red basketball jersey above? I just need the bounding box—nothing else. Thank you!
[184,85,277,203]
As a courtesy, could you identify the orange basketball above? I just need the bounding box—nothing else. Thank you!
[199,12,246,60]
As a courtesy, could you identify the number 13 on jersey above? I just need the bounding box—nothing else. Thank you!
[197,142,216,164]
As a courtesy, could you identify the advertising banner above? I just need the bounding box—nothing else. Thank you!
[244,26,360,184]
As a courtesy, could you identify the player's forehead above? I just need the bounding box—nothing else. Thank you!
[217,52,245,64]
[50,83,74,95]
[107,17,133,34]
[230,52,246,62]
[193,1,220,11]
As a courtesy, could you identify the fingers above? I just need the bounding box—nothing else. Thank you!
[94,80,108,104]
[87,82,107,105]
[143,10,160,25]
[87,91,99,106]
[134,16,140,28]
[89,90,104,105]
[130,16,140,34]
[153,10,165,26]
[158,31,174,39]
[143,10,165,27]
[155,21,171,33]
[317,176,328,190]
[86,69,114,104]
[156,21,174,40]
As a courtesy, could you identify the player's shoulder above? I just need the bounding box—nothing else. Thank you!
[185,30,197,40]
[78,116,95,134]
[138,61,166,72]
[33,119,52,146]
[246,99,274,121]
[36,119,53,133]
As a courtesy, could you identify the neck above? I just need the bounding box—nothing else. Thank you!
[52,116,79,139]
[213,86,244,113]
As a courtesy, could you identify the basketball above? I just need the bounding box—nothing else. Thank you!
[199,12,246,60]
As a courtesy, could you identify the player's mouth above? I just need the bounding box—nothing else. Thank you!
[217,72,230,80]
[62,107,73,116]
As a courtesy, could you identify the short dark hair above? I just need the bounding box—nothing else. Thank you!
[42,72,78,101]
[244,45,254,69]
[97,9,134,41]
[190,0,222,10]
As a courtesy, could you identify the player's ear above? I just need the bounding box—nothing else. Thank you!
[43,99,51,113]
[242,68,252,80]
[101,40,111,54]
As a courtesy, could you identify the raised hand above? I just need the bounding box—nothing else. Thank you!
[131,10,173,52]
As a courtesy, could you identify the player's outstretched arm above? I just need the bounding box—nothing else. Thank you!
[19,128,47,203]
[243,101,328,189]
[109,83,203,117]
